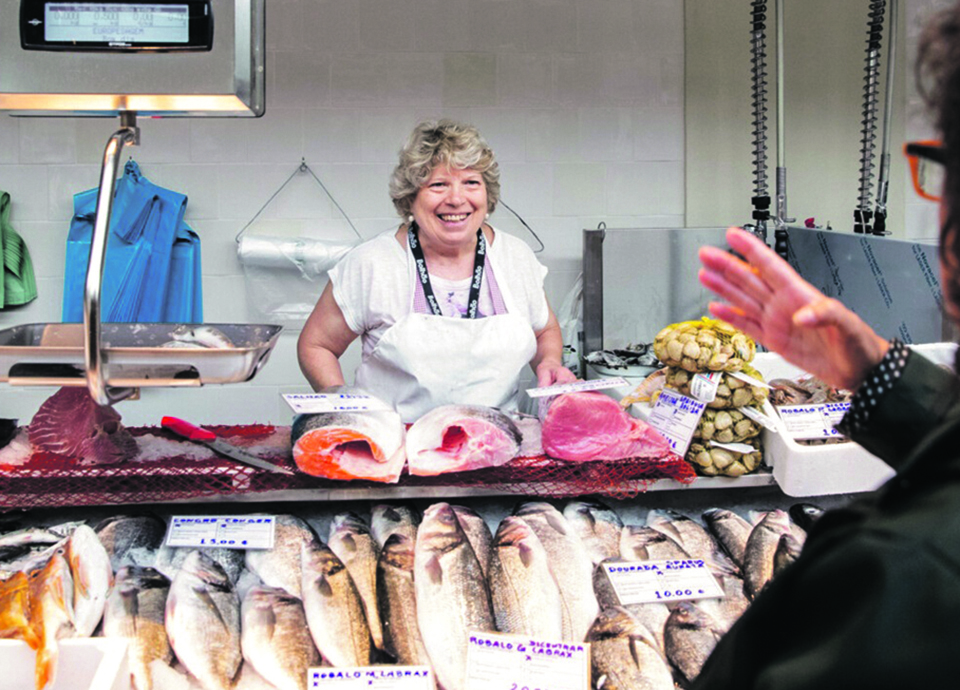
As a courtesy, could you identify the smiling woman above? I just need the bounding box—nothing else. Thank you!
[297,119,575,423]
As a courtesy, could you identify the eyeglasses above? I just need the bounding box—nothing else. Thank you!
[904,140,946,202]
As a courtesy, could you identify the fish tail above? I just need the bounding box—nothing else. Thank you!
[35,642,58,690]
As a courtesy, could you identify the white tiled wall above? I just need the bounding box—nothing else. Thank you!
[0,0,685,426]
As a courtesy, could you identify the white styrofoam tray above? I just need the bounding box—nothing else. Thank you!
[0,639,129,690]
[754,343,957,497]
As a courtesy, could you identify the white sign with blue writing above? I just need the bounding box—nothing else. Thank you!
[309,666,433,689]
[602,559,724,605]
[777,402,851,441]
[166,516,276,550]
[646,389,707,457]
[465,632,590,690]
[282,393,393,414]
[526,377,628,399]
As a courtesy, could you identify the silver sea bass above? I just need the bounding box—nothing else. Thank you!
[513,502,598,642]
[415,502,496,690]
[328,512,384,652]
[563,499,624,566]
[377,533,431,666]
[165,550,242,690]
[451,504,494,580]
[301,538,373,667]
[488,515,564,639]
[370,504,420,550]
[241,585,320,690]
[65,524,113,638]
[102,566,172,690]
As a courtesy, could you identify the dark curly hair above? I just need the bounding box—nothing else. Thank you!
[917,5,960,316]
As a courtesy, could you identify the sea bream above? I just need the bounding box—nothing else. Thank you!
[587,607,674,690]
[245,514,317,600]
[165,550,242,690]
[405,405,521,476]
[241,585,320,690]
[102,566,173,690]
[291,390,406,483]
[28,548,76,690]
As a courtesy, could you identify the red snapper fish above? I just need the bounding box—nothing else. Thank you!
[405,405,521,476]
[540,391,671,461]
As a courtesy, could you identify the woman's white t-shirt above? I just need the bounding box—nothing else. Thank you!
[328,227,550,364]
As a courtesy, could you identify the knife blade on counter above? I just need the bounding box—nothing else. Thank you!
[161,416,296,476]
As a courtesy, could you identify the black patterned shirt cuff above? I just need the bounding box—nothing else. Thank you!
[836,339,910,437]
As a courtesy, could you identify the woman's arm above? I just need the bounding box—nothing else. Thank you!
[698,227,889,391]
[297,282,360,391]
[531,302,577,387]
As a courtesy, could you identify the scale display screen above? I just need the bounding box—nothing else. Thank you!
[20,0,213,51]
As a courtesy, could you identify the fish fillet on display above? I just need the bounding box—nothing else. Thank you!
[291,391,405,483]
[405,405,521,476]
[28,387,138,465]
[539,391,671,462]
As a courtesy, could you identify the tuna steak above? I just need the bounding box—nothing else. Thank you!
[405,405,521,476]
[29,387,138,465]
[540,391,670,462]
[291,393,405,483]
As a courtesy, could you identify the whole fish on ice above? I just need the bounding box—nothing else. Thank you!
[245,514,317,599]
[65,524,113,637]
[405,405,521,476]
[328,512,383,652]
[370,504,420,550]
[165,550,241,690]
[241,585,320,690]
[102,566,172,690]
[587,607,674,690]
[377,533,431,666]
[291,388,405,483]
[28,548,75,690]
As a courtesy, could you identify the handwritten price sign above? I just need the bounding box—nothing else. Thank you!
[601,559,724,605]
[465,633,590,690]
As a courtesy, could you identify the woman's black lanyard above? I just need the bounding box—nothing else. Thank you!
[408,221,486,318]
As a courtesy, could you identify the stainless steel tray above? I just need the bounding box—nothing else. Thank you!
[0,323,282,388]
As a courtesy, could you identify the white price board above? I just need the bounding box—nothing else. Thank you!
[283,393,393,414]
[645,389,707,457]
[526,378,628,399]
[309,666,433,689]
[602,559,724,605]
[777,402,851,440]
[166,516,275,550]
[465,632,590,690]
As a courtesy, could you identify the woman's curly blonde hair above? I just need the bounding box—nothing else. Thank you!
[389,119,501,218]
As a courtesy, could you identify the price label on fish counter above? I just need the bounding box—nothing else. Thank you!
[465,632,590,690]
[283,393,394,414]
[525,378,628,398]
[166,516,276,550]
[309,666,433,689]
[777,402,851,440]
[646,389,706,457]
[602,559,724,605]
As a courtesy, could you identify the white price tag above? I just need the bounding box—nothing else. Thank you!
[739,404,779,432]
[726,370,772,389]
[309,666,433,689]
[777,402,851,441]
[690,371,722,403]
[166,516,275,550]
[465,632,590,690]
[526,378,628,399]
[711,441,757,453]
[283,393,392,414]
[602,559,724,605]
[646,389,707,457]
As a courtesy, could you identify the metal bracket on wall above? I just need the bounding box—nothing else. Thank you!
[581,224,605,373]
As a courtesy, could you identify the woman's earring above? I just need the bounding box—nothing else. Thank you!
[485,213,490,219]
[407,215,414,223]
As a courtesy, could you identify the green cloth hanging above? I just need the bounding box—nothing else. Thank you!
[0,190,38,308]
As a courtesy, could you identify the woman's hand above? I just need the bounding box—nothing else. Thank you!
[535,359,578,387]
[698,227,889,391]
